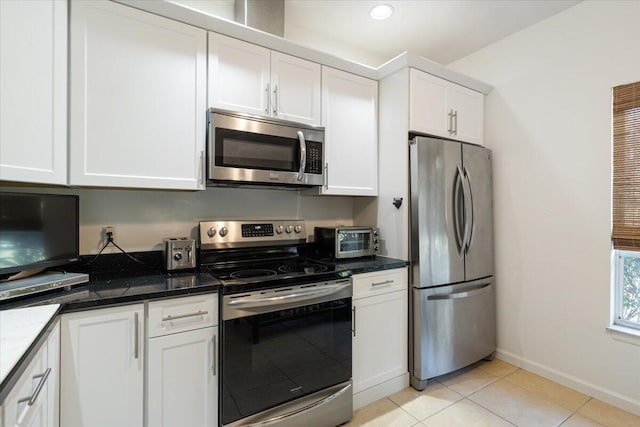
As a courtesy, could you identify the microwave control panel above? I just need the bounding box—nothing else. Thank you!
[305,141,323,174]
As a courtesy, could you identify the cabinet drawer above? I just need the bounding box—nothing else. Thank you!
[352,268,407,300]
[3,342,49,427]
[148,294,218,338]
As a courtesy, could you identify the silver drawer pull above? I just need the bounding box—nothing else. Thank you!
[371,280,394,287]
[17,367,51,407]
[162,310,208,322]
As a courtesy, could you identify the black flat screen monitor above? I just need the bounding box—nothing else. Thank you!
[0,192,79,279]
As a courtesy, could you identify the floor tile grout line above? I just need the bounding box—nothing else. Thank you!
[460,396,518,426]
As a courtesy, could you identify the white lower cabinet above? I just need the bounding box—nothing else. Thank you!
[147,327,218,427]
[60,304,144,427]
[2,320,60,427]
[352,268,408,409]
[146,293,218,427]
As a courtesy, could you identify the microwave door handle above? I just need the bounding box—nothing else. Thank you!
[297,131,307,181]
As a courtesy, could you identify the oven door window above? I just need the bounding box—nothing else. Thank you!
[222,297,352,425]
[215,128,300,172]
[339,232,371,253]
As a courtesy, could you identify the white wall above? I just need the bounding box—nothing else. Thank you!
[448,0,640,414]
[0,185,354,255]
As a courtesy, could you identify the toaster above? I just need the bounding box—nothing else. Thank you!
[163,237,196,271]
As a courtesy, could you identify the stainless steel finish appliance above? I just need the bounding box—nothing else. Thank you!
[199,220,353,427]
[314,226,379,259]
[162,237,196,271]
[409,136,496,390]
[207,108,324,187]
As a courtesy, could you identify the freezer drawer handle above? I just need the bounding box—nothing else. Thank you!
[427,283,491,301]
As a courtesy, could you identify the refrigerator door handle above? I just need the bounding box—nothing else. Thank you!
[453,165,465,255]
[462,166,474,254]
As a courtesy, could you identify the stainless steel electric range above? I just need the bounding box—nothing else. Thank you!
[199,220,353,427]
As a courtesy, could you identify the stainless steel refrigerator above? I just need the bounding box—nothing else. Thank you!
[409,135,496,391]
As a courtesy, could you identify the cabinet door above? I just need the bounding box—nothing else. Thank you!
[60,304,144,427]
[320,67,378,196]
[69,1,207,190]
[271,51,321,125]
[147,327,218,427]
[2,342,49,427]
[409,69,449,139]
[208,32,271,116]
[0,0,67,185]
[448,84,484,145]
[352,290,407,393]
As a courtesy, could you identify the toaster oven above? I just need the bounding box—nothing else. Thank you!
[314,226,379,259]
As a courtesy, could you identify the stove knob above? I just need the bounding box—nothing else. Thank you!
[374,246,379,252]
[294,225,302,233]
[174,252,183,261]
[207,227,216,238]
[219,227,228,237]
[285,225,293,234]
[275,225,285,234]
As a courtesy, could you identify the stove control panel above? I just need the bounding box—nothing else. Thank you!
[199,220,307,249]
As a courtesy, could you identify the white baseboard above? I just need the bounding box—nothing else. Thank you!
[353,373,409,410]
[495,348,640,416]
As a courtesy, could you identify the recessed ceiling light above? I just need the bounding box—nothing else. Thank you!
[370,4,394,20]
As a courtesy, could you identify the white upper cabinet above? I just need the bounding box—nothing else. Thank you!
[270,51,321,125]
[320,66,378,196]
[0,0,67,185]
[208,33,321,126]
[410,68,484,145]
[208,32,271,116]
[69,0,207,190]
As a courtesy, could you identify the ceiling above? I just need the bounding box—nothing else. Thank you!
[283,0,581,67]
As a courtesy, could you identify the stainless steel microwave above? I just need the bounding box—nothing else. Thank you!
[207,108,324,187]
[315,226,379,259]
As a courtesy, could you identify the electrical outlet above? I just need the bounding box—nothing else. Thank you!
[103,226,117,242]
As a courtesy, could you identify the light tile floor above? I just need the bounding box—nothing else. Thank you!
[343,359,640,427]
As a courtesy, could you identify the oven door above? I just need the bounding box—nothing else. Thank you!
[208,109,324,186]
[221,280,352,426]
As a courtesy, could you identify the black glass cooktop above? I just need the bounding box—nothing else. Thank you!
[202,257,350,293]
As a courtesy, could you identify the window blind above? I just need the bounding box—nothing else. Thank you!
[613,81,640,250]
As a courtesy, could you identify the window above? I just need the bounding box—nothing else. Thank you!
[612,81,640,329]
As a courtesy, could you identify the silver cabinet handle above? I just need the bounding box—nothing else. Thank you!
[324,163,329,189]
[162,310,208,322]
[134,312,139,360]
[371,279,394,287]
[352,306,356,337]
[17,367,51,408]
[265,83,270,114]
[212,334,217,376]
[448,110,454,134]
[272,84,278,115]
[453,110,458,135]
[199,150,205,188]
[297,131,306,181]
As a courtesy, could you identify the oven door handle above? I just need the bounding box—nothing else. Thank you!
[226,282,350,308]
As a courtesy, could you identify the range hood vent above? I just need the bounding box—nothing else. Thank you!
[234,0,284,38]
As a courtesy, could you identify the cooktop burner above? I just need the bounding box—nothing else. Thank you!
[278,261,328,274]
[229,269,277,279]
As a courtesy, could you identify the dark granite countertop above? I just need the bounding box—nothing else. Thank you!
[333,256,409,274]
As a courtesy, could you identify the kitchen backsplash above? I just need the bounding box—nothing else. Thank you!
[0,185,357,255]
